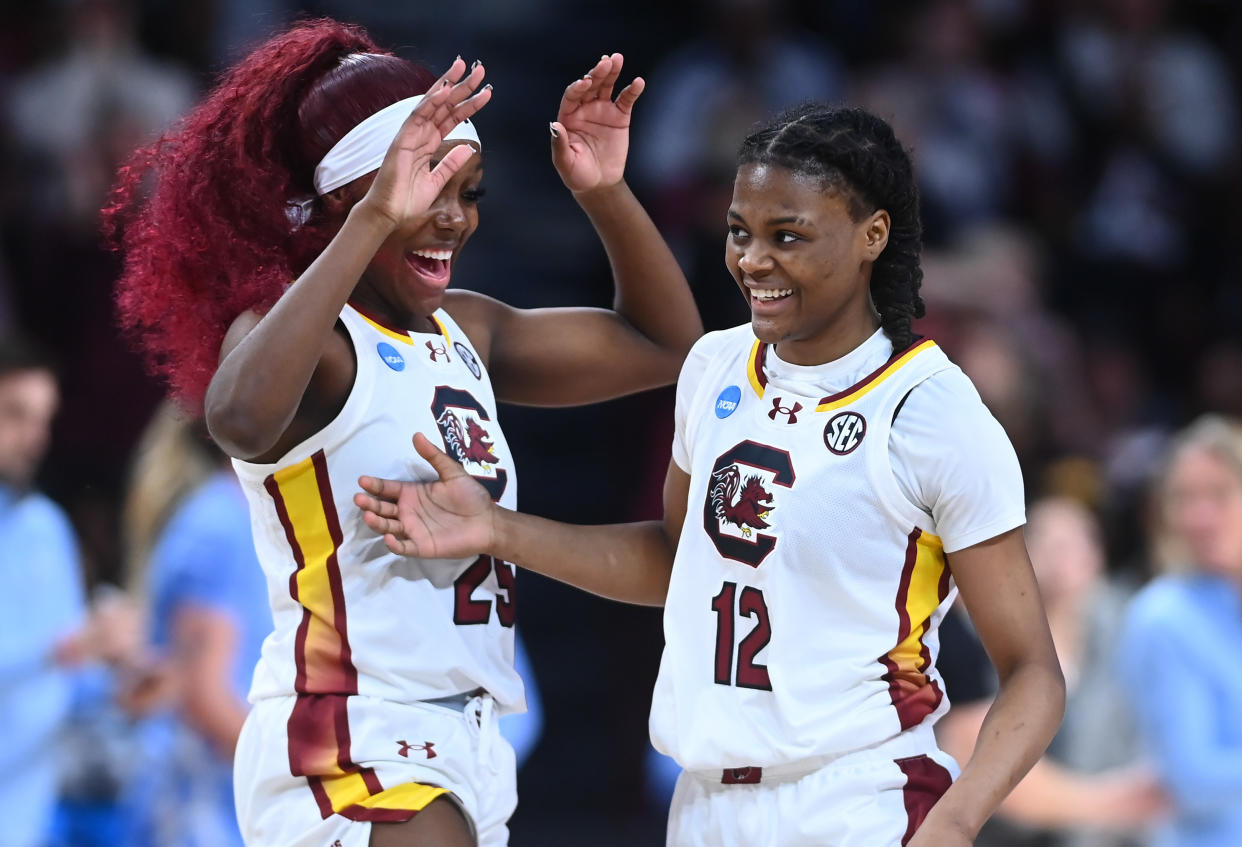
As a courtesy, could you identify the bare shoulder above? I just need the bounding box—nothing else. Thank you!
[442,289,511,364]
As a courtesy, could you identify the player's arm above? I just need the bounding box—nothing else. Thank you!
[206,63,489,460]
[938,700,1167,828]
[910,528,1066,846]
[444,54,701,407]
[355,433,687,605]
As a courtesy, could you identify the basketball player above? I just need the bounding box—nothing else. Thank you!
[355,104,1065,846]
[104,19,701,847]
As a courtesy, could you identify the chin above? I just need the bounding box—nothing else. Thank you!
[748,315,787,344]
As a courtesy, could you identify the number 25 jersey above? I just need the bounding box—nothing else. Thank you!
[650,325,1024,771]
[233,304,524,715]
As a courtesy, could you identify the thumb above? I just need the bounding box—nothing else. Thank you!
[549,121,571,165]
[412,431,465,481]
[426,144,476,190]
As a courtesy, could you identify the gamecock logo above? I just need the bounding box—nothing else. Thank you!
[702,440,795,567]
[431,386,508,501]
[711,467,774,537]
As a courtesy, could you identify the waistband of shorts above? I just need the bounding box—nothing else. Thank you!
[419,688,488,712]
[690,723,940,786]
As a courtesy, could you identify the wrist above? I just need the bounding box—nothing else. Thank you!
[572,179,629,206]
[486,501,509,560]
[920,791,983,841]
[345,199,398,240]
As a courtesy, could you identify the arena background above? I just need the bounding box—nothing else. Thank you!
[1,0,1239,844]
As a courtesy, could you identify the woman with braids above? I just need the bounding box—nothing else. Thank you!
[356,103,1065,846]
[104,17,701,847]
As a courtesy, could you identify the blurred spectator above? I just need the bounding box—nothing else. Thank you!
[1118,415,1242,847]
[853,0,1076,244]
[0,334,86,847]
[6,0,194,228]
[632,0,843,330]
[938,495,1165,846]
[118,402,270,847]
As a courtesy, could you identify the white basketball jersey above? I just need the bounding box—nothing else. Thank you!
[651,325,961,771]
[234,304,524,715]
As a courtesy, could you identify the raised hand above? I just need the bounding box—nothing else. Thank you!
[551,53,644,193]
[360,57,491,229]
[354,432,495,559]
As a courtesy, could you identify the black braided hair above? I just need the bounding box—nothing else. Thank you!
[738,104,925,351]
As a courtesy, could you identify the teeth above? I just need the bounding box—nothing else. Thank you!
[411,248,453,261]
[750,288,793,301]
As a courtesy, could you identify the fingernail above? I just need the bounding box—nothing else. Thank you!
[470,59,480,70]
[442,79,450,87]
[549,122,559,138]
[484,83,492,91]
[454,54,462,63]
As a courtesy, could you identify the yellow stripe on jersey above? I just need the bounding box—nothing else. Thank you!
[887,529,947,681]
[746,339,766,398]
[268,453,354,695]
[816,339,938,412]
[356,311,416,346]
[880,527,948,729]
[429,314,452,347]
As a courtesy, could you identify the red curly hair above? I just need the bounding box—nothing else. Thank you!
[102,18,436,409]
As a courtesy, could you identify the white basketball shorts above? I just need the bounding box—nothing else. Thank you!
[234,692,516,847]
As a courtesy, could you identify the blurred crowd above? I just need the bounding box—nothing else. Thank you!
[0,0,1239,844]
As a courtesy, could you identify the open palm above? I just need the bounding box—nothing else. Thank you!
[552,52,645,192]
[354,433,495,559]
[362,57,492,228]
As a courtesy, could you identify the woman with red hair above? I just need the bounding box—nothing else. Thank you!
[105,18,701,847]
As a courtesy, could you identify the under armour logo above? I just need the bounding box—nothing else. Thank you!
[426,340,450,362]
[397,740,437,759]
[768,397,803,424]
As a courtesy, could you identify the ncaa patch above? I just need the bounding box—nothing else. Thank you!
[377,342,405,372]
[824,411,866,455]
[715,385,742,419]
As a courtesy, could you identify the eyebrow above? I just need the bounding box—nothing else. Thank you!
[727,210,808,227]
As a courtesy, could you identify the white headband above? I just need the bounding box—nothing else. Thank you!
[312,94,481,196]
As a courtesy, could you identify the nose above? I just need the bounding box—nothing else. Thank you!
[738,245,773,277]
[432,195,468,233]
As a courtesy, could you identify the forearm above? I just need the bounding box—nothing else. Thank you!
[206,205,391,453]
[926,657,1066,837]
[490,507,674,606]
[575,181,701,353]
[182,687,248,758]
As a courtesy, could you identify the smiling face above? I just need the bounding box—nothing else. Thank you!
[353,140,484,325]
[725,164,889,365]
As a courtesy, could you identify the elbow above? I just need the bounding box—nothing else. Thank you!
[204,391,282,460]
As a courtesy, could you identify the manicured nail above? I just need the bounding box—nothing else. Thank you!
[470,59,480,70]
[549,123,559,138]
[454,55,462,63]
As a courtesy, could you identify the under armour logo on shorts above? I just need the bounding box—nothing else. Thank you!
[397,740,437,759]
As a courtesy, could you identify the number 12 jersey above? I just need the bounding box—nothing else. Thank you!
[650,325,1025,772]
